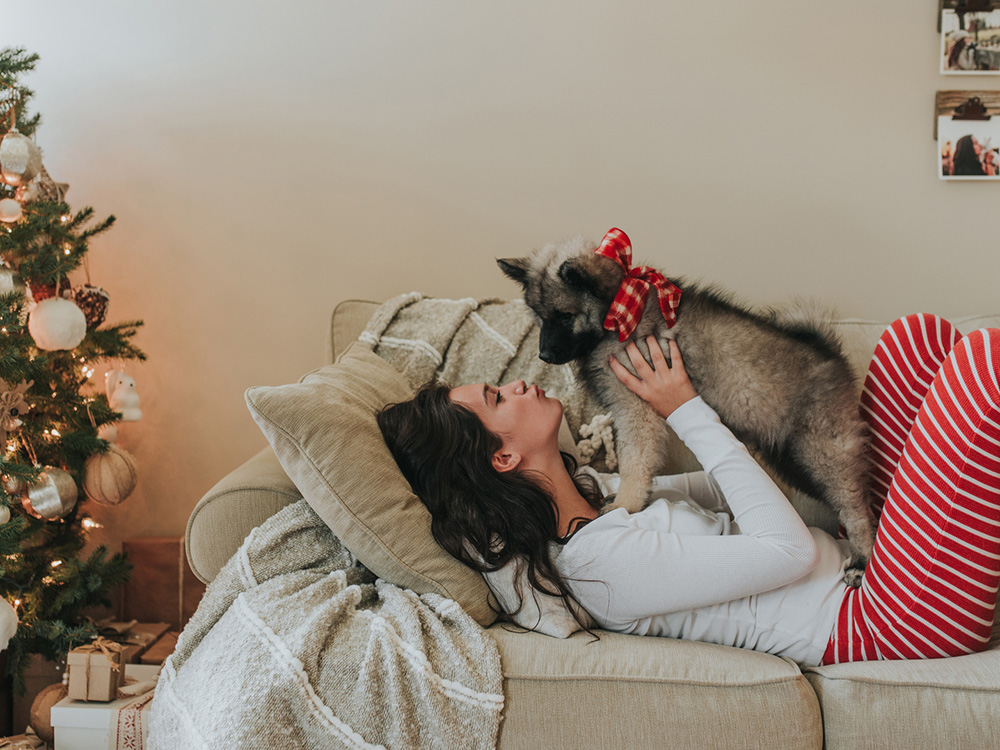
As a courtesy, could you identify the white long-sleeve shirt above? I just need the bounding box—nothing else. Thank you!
[553,396,850,667]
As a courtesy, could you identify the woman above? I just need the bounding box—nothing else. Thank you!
[952,134,985,176]
[377,314,1000,667]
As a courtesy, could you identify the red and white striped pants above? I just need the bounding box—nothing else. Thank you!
[822,314,1000,664]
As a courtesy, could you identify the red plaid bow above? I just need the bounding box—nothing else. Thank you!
[595,228,682,342]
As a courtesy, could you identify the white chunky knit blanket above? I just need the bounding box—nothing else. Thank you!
[146,500,504,749]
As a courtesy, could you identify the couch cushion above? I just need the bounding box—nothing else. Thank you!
[804,627,1000,750]
[245,342,497,626]
[490,626,823,749]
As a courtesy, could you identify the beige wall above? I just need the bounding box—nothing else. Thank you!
[8,2,997,549]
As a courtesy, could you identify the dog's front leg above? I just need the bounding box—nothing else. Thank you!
[605,401,669,514]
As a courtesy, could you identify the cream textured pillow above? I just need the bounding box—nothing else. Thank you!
[245,342,497,627]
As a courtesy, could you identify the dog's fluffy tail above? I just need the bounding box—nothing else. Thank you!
[766,298,845,355]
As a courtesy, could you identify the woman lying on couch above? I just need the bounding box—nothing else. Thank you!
[376,314,1000,667]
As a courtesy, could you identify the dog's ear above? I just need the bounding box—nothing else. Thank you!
[497,257,530,287]
[558,255,623,301]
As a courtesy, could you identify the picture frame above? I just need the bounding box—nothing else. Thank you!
[936,92,1000,179]
[940,2,1000,73]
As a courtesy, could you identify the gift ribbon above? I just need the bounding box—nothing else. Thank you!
[79,636,126,672]
[76,636,125,698]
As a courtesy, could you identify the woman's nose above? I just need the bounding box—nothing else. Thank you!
[506,380,527,396]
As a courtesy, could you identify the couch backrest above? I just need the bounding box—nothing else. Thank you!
[332,300,1000,532]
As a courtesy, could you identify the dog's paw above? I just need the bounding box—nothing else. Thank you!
[843,564,866,589]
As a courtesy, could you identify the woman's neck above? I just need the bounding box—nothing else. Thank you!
[526,452,599,538]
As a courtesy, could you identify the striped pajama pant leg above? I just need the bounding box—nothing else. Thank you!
[822,314,1000,664]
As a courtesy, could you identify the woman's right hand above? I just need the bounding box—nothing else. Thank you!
[608,336,698,419]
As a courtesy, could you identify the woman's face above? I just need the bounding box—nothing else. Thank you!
[450,380,564,463]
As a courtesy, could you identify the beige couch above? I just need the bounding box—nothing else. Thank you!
[186,300,1000,750]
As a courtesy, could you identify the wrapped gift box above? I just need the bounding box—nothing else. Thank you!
[96,620,170,664]
[66,640,126,702]
[50,664,160,750]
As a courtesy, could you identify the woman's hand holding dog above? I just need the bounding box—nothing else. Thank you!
[609,337,698,419]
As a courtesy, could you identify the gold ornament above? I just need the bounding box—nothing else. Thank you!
[83,444,137,505]
[22,466,78,520]
[2,474,26,496]
[0,129,42,187]
[29,683,67,744]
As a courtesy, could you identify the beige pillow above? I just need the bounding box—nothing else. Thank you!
[245,342,497,627]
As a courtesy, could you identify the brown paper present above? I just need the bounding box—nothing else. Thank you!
[66,638,126,702]
[95,620,171,663]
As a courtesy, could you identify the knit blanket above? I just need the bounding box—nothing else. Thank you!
[359,292,620,472]
[146,500,504,750]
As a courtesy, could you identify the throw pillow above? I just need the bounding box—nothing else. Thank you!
[245,342,497,626]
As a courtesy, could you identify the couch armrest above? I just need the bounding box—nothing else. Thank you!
[185,446,302,583]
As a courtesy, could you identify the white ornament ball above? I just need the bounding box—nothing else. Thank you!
[0,597,17,653]
[0,197,22,223]
[0,505,9,524]
[83,444,137,505]
[28,297,87,350]
[0,129,42,187]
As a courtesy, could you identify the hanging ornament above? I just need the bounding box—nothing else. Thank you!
[0,378,32,444]
[106,370,142,421]
[22,466,78,520]
[36,164,68,203]
[72,284,109,329]
[28,280,57,301]
[0,596,17,652]
[2,475,26,497]
[83,444,137,505]
[28,297,87,350]
[0,264,25,296]
[0,129,42,187]
[0,197,22,223]
[0,505,9,524]
[30,683,67,745]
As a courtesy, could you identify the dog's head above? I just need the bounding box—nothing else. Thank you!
[498,236,624,365]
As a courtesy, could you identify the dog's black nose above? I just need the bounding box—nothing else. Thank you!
[539,350,555,364]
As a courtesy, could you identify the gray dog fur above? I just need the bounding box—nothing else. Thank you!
[498,234,876,585]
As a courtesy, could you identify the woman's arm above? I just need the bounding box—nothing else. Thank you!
[566,339,818,621]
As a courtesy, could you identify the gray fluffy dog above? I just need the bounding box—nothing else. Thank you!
[499,234,876,586]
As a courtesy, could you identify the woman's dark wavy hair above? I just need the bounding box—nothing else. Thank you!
[953,134,985,176]
[376,381,603,633]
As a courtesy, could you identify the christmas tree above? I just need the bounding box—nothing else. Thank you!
[0,48,145,693]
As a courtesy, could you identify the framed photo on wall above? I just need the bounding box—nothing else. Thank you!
[939,118,1000,178]
[936,92,1000,179]
[940,6,1000,73]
